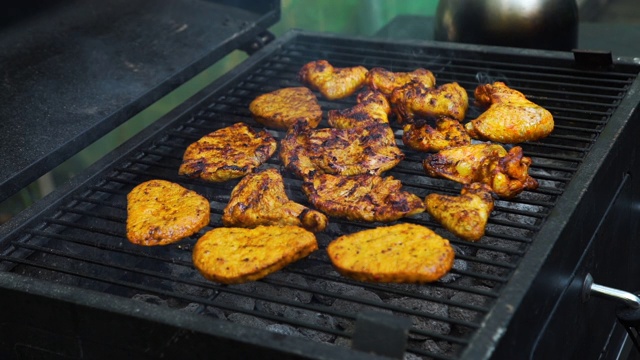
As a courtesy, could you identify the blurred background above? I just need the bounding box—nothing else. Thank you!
[1,0,638,223]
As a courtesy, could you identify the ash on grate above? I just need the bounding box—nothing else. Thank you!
[132,294,168,306]
[213,283,256,311]
[227,312,269,329]
[448,284,492,336]
[388,297,450,340]
[254,277,313,316]
[282,307,338,343]
[266,323,304,337]
[330,288,391,333]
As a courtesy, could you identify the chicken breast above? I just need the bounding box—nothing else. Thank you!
[365,67,436,96]
[390,82,469,123]
[302,173,425,222]
[327,223,455,283]
[327,90,391,129]
[192,226,318,284]
[178,122,277,182]
[402,117,471,152]
[425,183,495,241]
[126,179,210,246]
[222,168,328,232]
[298,60,368,100]
[249,87,322,129]
[465,82,554,144]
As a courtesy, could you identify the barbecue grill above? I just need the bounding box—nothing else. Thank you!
[2,1,640,359]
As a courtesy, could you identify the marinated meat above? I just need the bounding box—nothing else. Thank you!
[425,183,495,241]
[423,143,538,199]
[327,223,455,283]
[126,179,210,246]
[327,90,391,129]
[222,168,328,232]
[390,82,468,123]
[192,225,318,284]
[280,119,404,179]
[179,122,277,182]
[402,117,471,152]
[465,82,554,144]
[302,173,425,222]
[249,87,322,129]
[298,60,368,100]
[365,67,436,96]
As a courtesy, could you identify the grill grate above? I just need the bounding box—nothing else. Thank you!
[1,32,638,359]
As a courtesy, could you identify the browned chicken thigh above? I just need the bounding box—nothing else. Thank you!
[222,168,328,232]
[423,143,538,199]
[365,67,436,96]
[465,82,554,143]
[280,119,404,179]
[402,116,471,152]
[302,173,425,222]
[425,183,495,241]
[327,90,391,129]
[390,81,469,123]
[298,60,368,100]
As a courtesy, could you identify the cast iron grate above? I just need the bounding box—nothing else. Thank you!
[1,32,638,359]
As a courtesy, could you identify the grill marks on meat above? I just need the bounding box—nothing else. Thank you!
[327,223,455,283]
[425,183,495,241]
[193,226,318,284]
[365,67,436,97]
[280,119,404,179]
[423,143,538,199]
[302,173,425,222]
[179,122,277,182]
[126,180,210,246]
[391,82,469,123]
[402,117,471,152]
[327,90,391,129]
[465,82,554,144]
[249,87,322,129]
[298,60,368,100]
[222,168,328,232]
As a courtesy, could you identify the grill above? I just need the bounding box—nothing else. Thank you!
[1,30,640,359]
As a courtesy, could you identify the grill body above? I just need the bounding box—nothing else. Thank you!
[1,30,640,359]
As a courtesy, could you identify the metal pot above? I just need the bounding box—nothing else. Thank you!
[434,0,579,51]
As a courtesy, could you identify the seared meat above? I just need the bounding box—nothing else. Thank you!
[302,173,425,222]
[222,168,327,232]
[280,119,404,179]
[465,82,554,143]
[425,183,495,241]
[402,116,471,152]
[249,87,322,129]
[327,90,391,129]
[327,223,455,283]
[365,67,436,96]
[423,143,538,199]
[193,226,318,284]
[126,180,210,246]
[298,60,368,100]
[179,122,277,182]
[390,82,468,123]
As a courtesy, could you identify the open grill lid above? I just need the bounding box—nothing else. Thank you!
[0,0,280,203]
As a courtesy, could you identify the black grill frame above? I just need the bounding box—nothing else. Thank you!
[1,30,639,359]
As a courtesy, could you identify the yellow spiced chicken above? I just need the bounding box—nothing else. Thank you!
[365,67,436,97]
[222,168,328,232]
[402,116,471,152]
[390,82,468,123]
[249,87,323,129]
[280,119,404,179]
[328,90,391,129]
[423,143,538,199]
[425,183,495,242]
[298,60,368,100]
[465,82,554,144]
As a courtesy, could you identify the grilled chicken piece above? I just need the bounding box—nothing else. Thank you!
[298,60,368,100]
[423,143,538,199]
[365,67,436,96]
[327,223,455,283]
[302,173,425,222]
[391,82,468,123]
[465,82,554,144]
[402,117,471,152]
[179,122,277,182]
[193,226,318,284]
[222,168,327,232]
[249,87,323,130]
[425,183,495,241]
[280,119,404,179]
[126,180,210,246]
[327,90,391,129]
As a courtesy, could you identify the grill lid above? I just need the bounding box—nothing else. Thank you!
[0,0,280,203]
